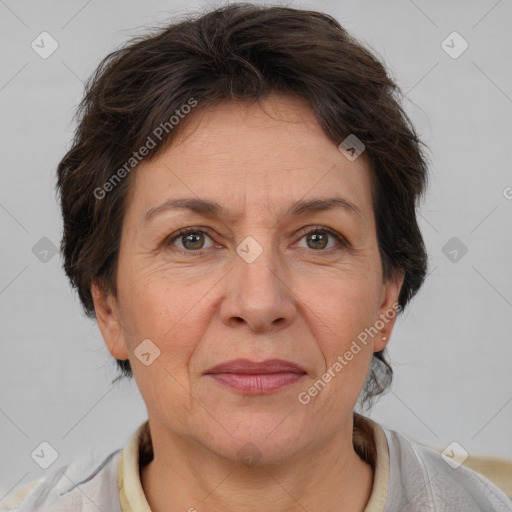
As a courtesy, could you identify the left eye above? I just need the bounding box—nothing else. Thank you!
[296,228,343,250]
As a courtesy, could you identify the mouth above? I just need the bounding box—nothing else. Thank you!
[205,358,307,394]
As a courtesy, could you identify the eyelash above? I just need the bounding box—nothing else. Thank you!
[164,226,348,256]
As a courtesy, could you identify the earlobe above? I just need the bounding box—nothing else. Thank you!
[374,270,405,352]
[91,280,129,360]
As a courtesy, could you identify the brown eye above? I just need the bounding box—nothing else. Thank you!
[306,231,329,250]
[296,227,346,251]
[182,232,205,250]
[168,229,214,252]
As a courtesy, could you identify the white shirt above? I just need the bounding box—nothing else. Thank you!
[2,415,511,511]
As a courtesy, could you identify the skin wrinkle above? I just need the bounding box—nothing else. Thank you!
[92,94,404,512]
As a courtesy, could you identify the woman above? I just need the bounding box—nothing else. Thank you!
[5,3,511,511]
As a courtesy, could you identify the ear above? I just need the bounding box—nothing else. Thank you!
[91,279,129,361]
[373,269,405,352]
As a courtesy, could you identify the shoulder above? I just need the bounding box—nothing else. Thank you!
[380,425,512,511]
[1,449,123,512]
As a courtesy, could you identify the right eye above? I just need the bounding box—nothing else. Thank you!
[165,228,216,254]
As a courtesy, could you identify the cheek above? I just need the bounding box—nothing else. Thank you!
[309,272,381,337]
[307,288,377,410]
[304,271,381,389]
[117,272,202,374]
[119,277,205,422]
[119,266,179,333]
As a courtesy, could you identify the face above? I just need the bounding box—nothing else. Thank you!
[93,94,403,463]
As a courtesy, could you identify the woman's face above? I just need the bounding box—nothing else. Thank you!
[93,94,403,463]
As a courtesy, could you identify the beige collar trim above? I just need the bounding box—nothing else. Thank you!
[117,422,152,512]
[362,417,389,511]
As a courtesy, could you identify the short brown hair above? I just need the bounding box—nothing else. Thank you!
[56,2,429,409]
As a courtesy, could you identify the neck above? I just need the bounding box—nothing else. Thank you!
[140,415,375,512]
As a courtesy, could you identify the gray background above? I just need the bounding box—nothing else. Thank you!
[1,0,511,499]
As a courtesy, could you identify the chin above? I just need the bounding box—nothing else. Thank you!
[198,413,312,465]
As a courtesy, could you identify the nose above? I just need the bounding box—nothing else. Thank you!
[219,241,297,333]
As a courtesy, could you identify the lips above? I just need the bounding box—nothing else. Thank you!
[205,358,306,375]
[205,358,306,394]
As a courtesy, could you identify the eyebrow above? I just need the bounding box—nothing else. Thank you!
[144,196,364,223]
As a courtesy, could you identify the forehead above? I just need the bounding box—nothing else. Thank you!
[127,95,374,225]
